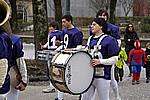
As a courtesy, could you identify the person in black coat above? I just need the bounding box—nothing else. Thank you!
[124,23,139,77]
[144,42,150,83]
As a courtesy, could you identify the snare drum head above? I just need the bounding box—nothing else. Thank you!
[65,51,94,94]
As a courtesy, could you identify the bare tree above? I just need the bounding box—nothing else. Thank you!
[109,0,117,24]
[8,0,18,32]
[89,0,110,13]
[47,0,65,15]
[32,0,48,56]
[119,0,133,16]
[53,0,62,29]
[47,0,55,11]
[133,0,148,16]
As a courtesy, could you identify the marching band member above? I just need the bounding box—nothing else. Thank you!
[96,9,121,100]
[55,15,83,100]
[0,0,13,99]
[42,21,63,50]
[0,29,12,100]
[42,21,63,93]
[81,18,119,100]
[1,1,28,99]
[96,9,121,47]
[6,34,27,100]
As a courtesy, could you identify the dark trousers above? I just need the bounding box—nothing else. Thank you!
[126,50,132,75]
[114,67,124,82]
[129,65,132,74]
[146,66,150,80]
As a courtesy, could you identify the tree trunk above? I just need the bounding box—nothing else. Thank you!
[32,0,48,59]
[54,0,62,29]
[9,0,18,33]
[109,0,117,24]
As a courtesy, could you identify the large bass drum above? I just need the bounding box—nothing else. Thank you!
[50,51,94,95]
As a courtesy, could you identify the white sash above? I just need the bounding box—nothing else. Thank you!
[0,59,8,87]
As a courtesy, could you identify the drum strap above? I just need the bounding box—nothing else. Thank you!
[86,34,108,48]
[94,34,108,78]
[86,36,92,48]
[96,34,108,47]
[90,34,108,58]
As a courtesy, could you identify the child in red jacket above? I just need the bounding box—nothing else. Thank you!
[128,40,146,85]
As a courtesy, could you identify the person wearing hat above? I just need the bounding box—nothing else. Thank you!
[81,18,119,100]
[143,42,150,83]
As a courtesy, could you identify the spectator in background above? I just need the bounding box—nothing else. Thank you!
[144,42,150,83]
[114,47,127,82]
[124,23,139,77]
[128,40,146,85]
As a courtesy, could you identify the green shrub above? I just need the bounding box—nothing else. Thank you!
[140,24,150,33]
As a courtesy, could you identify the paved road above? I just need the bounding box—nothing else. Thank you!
[20,44,150,100]
[19,65,150,100]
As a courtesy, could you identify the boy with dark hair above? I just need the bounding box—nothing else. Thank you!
[62,15,73,24]
[42,21,63,93]
[55,14,83,100]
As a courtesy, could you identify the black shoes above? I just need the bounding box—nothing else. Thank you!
[136,80,140,84]
[132,80,135,85]
[120,77,123,81]
[128,73,132,77]
[146,79,150,83]
[55,98,64,100]
[132,80,140,85]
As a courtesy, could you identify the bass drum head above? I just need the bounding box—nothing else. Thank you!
[65,51,94,94]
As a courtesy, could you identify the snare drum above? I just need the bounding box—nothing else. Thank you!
[50,51,94,95]
[37,50,57,61]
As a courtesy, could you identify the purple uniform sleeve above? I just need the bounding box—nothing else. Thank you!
[11,34,24,66]
[107,23,120,40]
[101,36,119,58]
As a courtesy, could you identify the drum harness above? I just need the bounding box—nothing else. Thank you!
[86,34,108,77]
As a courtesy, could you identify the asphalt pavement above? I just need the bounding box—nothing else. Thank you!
[19,44,150,100]
[19,65,150,100]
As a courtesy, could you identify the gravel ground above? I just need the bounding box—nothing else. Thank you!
[19,65,150,100]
